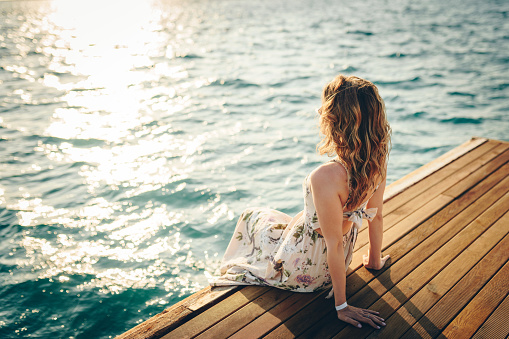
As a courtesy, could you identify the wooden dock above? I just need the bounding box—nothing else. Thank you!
[117,137,509,339]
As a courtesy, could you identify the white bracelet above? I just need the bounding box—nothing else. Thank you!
[335,302,348,311]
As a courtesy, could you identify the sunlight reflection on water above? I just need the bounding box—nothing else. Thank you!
[4,0,215,305]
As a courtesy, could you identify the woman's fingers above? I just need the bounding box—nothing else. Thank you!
[359,311,386,328]
[364,312,384,322]
[347,317,363,328]
[363,309,380,315]
[358,314,379,329]
[338,306,386,329]
[362,254,369,265]
[364,313,385,326]
[362,253,390,270]
[338,313,362,328]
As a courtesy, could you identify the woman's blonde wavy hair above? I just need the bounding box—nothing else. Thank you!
[317,74,391,210]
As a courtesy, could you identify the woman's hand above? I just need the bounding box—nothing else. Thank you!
[362,252,390,270]
[337,305,386,329]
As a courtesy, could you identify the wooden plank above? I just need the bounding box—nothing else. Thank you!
[330,193,509,339]
[381,143,508,231]
[194,288,293,339]
[353,148,509,258]
[471,294,509,339]
[299,179,509,339]
[383,137,488,201]
[115,285,239,339]
[347,163,509,296]
[354,194,452,256]
[355,140,504,237]
[162,286,269,339]
[443,147,509,198]
[382,139,501,215]
[187,286,240,312]
[116,304,192,339]
[355,145,509,254]
[407,261,509,339]
[268,171,509,337]
[441,270,509,338]
[229,290,320,339]
[361,209,509,339]
[262,290,335,339]
[348,141,499,238]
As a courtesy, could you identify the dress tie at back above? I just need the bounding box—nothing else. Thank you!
[344,207,378,229]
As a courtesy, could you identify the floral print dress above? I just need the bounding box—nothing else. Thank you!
[210,159,379,293]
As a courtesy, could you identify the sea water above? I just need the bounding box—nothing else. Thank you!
[0,0,507,337]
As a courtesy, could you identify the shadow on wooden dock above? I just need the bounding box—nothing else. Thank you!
[117,137,509,339]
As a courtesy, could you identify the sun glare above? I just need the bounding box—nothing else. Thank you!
[8,0,213,295]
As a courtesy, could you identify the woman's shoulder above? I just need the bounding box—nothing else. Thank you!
[309,160,348,191]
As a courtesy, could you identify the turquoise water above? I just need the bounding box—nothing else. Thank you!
[0,0,507,337]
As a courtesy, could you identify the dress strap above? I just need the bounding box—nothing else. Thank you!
[333,158,350,181]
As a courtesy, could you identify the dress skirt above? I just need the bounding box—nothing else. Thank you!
[211,207,358,293]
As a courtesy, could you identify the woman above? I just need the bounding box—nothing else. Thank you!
[211,74,391,329]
